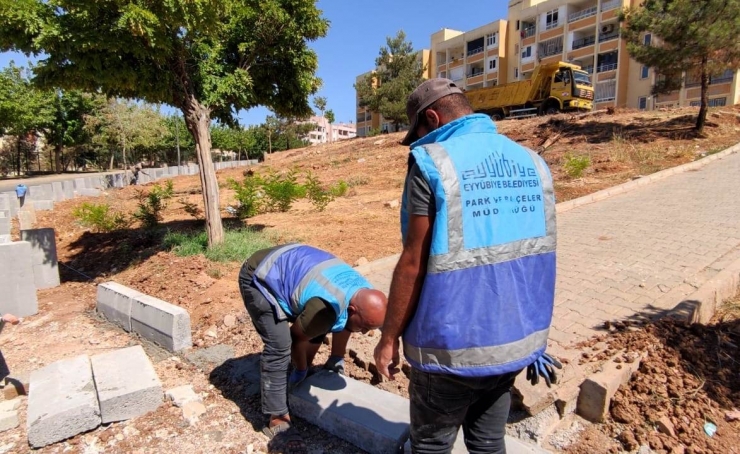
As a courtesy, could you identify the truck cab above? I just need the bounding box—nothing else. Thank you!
[547,65,594,113]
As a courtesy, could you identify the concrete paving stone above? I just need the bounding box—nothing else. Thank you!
[0,407,19,432]
[0,398,21,412]
[165,385,200,407]
[290,370,410,454]
[77,188,101,197]
[91,345,163,423]
[61,180,75,199]
[73,177,87,190]
[0,241,38,318]
[130,294,192,352]
[0,214,9,236]
[3,371,30,399]
[167,166,178,176]
[51,182,64,201]
[577,354,642,423]
[20,228,60,289]
[32,200,54,211]
[96,281,143,331]
[0,234,10,244]
[27,355,101,448]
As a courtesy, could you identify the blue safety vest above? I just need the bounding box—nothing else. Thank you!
[401,114,557,377]
[251,244,372,333]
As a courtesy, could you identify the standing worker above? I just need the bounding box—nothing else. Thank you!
[239,244,387,454]
[374,79,561,453]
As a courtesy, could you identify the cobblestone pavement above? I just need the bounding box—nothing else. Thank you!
[360,150,740,348]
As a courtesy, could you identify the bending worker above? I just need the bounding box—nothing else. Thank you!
[239,243,387,453]
[374,79,561,453]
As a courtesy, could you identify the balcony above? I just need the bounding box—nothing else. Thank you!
[569,6,598,23]
[582,65,594,74]
[601,0,621,12]
[467,47,484,57]
[468,69,485,78]
[522,26,536,39]
[545,19,560,31]
[572,35,596,50]
[599,31,620,43]
[597,63,618,73]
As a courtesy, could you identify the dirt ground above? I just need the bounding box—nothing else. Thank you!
[563,296,740,454]
[2,106,740,453]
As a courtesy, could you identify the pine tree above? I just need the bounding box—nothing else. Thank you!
[355,31,426,130]
[621,0,740,134]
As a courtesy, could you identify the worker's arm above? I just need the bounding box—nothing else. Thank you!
[330,329,352,357]
[290,323,313,371]
[290,298,336,371]
[374,213,432,379]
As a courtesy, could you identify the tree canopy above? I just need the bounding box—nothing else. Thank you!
[0,0,329,245]
[355,30,426,130]
[621,0,740,133]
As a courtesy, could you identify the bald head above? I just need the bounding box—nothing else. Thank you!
[346,289,388,332]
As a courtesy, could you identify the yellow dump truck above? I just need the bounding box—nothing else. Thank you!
[465,62,594,120]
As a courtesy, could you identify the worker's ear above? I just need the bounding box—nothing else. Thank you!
[347,303,357,315]
[424,109,440,130]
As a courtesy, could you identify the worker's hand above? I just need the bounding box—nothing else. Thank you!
[373,337,400,381]
[1,314,20,325]
[288,369,308,391]
[526,353,563,388]
[323,356,345,375]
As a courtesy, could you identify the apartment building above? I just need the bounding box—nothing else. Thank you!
[430,20,508,91]
[303,116,357,146]
[355,50,431,137]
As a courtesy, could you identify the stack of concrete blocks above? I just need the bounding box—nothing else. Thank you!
[0,241,39,317]
[20,228,60,290]
[96,282,192,352]
[27,346,163,447]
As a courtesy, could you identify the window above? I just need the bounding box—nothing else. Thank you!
[487,33,497,47]
[488,58,497,70]
[709,97,727,107]
[516,20,520,31]
[546,9,559,30]
[711,69,734,84]
[640,66,649,79]
[539,36,563,58]
[644,33,652,46]
[638,96,647,110]
[521,46,532,59]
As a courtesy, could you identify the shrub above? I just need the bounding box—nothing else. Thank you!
[331,180,349,197]
[563,153,591,179]
[228,175,263,219]
[73,202,129,232]
[347,175,370,187]
[163,228,275,262]
[262,169,304,212]
[133,182,172,229]
[304,171,335,211]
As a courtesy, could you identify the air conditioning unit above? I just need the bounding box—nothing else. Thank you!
[601,24,615,34]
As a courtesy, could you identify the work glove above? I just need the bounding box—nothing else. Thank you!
[288,369,308,390]
[323,356,345,375]
[526,353,563,388]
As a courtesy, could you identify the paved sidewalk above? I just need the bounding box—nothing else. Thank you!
[360,149,740,348]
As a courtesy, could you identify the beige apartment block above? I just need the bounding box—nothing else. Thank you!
[355,50,431,137]
[430,20,509,91]
[507,0,739,110]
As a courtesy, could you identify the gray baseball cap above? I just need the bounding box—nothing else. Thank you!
[401,78,463,146]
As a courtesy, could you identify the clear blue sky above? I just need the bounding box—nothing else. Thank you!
[0,1,508,127]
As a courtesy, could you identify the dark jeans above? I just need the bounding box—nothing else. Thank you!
[238,263,291,417]
[409,368,521,454]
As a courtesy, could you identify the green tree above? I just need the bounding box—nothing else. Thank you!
[621,0,740,133]
[0,63,55,175]
[355,30,425,130]
[313,95,327,117]
[0,0,328,246]
[325,109,335,125]
[84,99,168,170]
[47,90,106,172]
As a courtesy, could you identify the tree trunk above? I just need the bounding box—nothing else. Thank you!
[183,98,224,246]
[696,56,709,134]
[109,151,115,170]
[54,143,63,174]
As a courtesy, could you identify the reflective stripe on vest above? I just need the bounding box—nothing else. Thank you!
[403,142,557,376]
